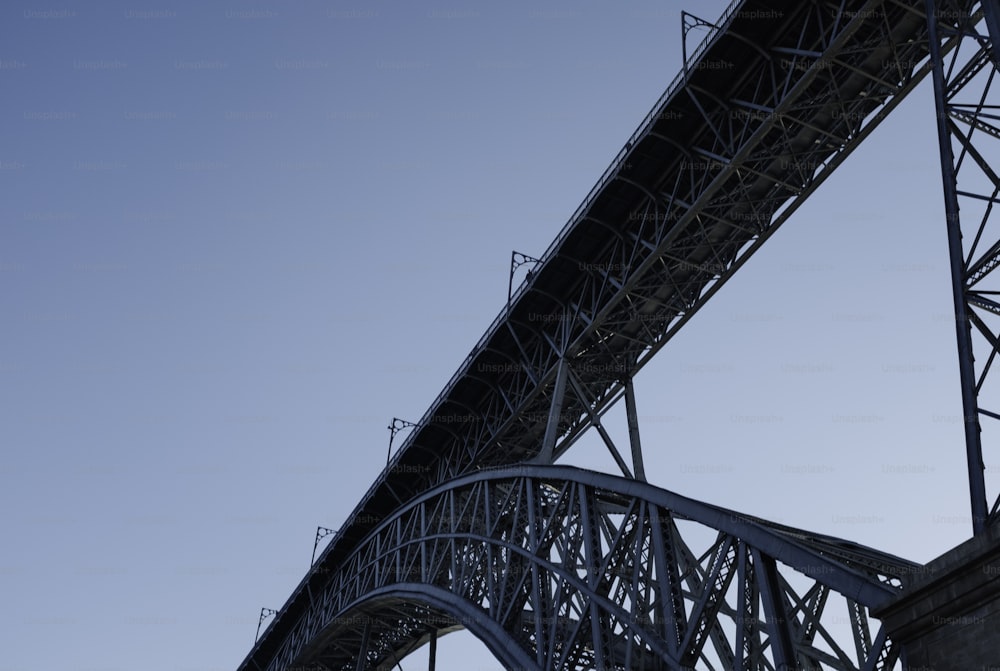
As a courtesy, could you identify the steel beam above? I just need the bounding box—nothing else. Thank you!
[625,377,647,482]
[924,0,1000,534]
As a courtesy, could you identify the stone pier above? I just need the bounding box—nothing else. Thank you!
[873,523,1000,669]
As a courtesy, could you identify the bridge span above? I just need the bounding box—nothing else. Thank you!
[239,0,1000,668]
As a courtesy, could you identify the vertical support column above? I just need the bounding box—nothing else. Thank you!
[524,478,548,669]
[982,1,1000,54]
[428,628,437,671]
[537,356,569,464]
[355,616,372,671]
[624,376,647,482]
[578,483,609,670]
[649,506,686,655]
[924,0,989,534]
[753,550,797,670]
[734,542,757,669]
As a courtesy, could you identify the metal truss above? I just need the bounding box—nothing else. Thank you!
[243,466,919,671]
[237,1,1000,668]
[337,0,950,535]
[925,0,1000,533]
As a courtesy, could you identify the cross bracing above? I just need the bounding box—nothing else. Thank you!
[237,0,1000,668]
[924,0,1000,531]
[311,0,945,561]
[249,467,919,671]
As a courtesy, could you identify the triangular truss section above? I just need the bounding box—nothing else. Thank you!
[271,467,917,671]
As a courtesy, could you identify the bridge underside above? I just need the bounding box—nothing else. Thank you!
[237,0,1000,668]
[354,0,943,517]
[270,467,919,671]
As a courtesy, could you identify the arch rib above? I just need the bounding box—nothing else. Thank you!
[246,465,917,671]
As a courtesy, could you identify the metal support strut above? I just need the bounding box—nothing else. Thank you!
[625,376,646,482]
[924,0,998,534]
[537,357,569,464]
[255,608,277,643]
[508,250,540,305]
[387,417,419,466]
[312,526,337,565]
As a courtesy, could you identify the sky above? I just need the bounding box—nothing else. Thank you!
[0,1,986,670]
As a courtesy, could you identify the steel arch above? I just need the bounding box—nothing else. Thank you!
[296,588,540,671]
[249,466,919,671]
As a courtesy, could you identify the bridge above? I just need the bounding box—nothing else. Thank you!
[237,0,1000,668]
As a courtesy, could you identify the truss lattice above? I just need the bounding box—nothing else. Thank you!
[925,0,1000,532]
[261,467,918,671]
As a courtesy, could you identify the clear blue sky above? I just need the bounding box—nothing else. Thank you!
[0,1,979,669]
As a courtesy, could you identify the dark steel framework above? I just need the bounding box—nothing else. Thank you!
[320,0,946,548]
[237,0,1000,669]
[925,0,1000,533]
[260,467,919,671]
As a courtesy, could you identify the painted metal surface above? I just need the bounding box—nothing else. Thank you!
[257,466,918,670]
[924,0,1000,533]
[236,0,1000,668]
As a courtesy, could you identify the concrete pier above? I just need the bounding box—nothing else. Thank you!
[873,524,1000,669]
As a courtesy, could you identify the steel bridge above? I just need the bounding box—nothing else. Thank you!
[238,0,1000,668]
